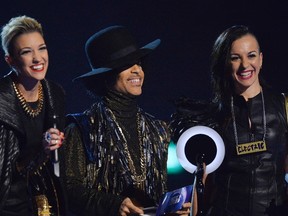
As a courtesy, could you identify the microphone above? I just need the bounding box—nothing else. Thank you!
[51,114,60,177]
[196,154,205,216]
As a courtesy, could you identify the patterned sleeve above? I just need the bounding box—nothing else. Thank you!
[60,122,125,216]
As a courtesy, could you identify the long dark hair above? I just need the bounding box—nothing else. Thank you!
[210,25,264,106]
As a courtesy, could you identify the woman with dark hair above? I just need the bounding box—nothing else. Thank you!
[208,25,288,216]
[170,25,288,216]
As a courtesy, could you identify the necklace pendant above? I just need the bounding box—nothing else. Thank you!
[236,140,267,155]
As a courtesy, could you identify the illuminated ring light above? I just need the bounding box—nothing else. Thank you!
[176,125,225,174]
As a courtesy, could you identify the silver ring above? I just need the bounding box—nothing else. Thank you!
[55,140,58,145]
[45,132,51,143]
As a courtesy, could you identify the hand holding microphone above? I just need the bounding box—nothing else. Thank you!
[44,126,64,151]
[43,115,64,177]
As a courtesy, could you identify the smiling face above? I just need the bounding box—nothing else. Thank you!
[113,63,144,96]
[229,34,263,96]
[6,31,48,84]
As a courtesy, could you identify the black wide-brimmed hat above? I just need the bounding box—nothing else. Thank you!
[73,25,161,81]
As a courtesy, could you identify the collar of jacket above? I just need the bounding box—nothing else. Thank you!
[0,71,64,134]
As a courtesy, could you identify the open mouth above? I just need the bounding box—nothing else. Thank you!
[237,70,253,80]
[128,77,141,85]
[30,63,44,72]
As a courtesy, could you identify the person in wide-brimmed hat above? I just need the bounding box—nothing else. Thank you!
[73,25,161,96]
[61,26,191,216]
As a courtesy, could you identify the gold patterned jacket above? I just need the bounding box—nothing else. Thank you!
[61,100,170,216]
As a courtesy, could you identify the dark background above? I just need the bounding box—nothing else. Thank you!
[1,0,288,189]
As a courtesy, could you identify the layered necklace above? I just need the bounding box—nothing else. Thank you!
[231,90,267,155]
[109,109,147,190]
[12,81,44,118]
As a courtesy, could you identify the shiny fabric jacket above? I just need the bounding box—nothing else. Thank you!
[212,89,288,216]
[0,72,65,213]
[61,100,170,216]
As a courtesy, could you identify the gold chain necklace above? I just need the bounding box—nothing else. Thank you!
[110,110,147,189]
[12,81,44,118]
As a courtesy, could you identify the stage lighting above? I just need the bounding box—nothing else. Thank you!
[167,141,184,174]
[176,125,225,174]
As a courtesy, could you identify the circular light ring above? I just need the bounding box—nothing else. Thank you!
[176,126,225,174]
